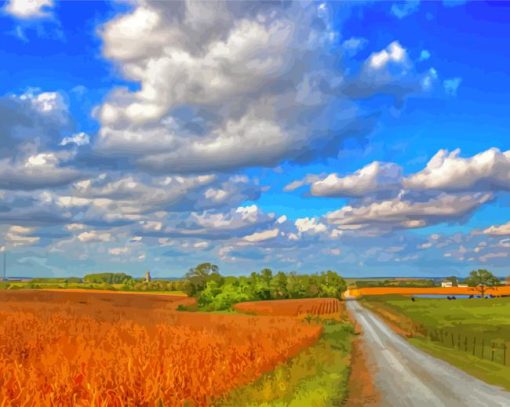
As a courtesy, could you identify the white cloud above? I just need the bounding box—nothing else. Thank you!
[295,217,327,235]
[310,162,402,197]
[284,175,321,192]
[109,247,129,256]
[20,91,66,118]
[94,1,354,173]
[368,41,407,70]
[4,225,39,247]
[326,192,492,231]
[0,150,82,190]
[193,241,209,250]
[4,0,53,19]
[60,132,90,147]
[77,231,112,243]
[93,2,432,175]
[65,223,86,231]
[483,221,510,236]
[404,148,510,192]
[243,228,279,243]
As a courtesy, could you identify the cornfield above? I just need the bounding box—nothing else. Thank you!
[234,298,344,320]
[0,291,322,406]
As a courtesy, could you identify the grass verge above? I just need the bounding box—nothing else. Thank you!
[216,321,356,407]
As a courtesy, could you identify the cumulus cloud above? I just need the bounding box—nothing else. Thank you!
[77,230,112,243]
[367,41,407,70]
[93,2,435,174]
[482,221,510,236]
[94,1,353,172]
[404,148,510,192]
[0,90,69,157]
[4,225,39,247]
[344,40,434,101]
[243,228,279,243]
[295,217,328,235]
[326,192,492,232]
[0,150,83,190]
[60,132,90,147]
[310,162,402,197]
[4,0,53,19]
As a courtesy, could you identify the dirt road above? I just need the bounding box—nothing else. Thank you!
[347,300,510,406]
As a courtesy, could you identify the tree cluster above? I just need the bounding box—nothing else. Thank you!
[83,273,133,284]
[183,263,347,311]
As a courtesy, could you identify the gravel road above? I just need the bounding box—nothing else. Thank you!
[347,300,510,407]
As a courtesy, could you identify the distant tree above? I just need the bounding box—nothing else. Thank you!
[465,269,500,297]
[270,272,288,299]
[285,272,299,298]
[319,271,347,299]
[83,273,132,284]
[183,263,221,296]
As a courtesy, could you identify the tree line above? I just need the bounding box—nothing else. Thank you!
[183,263,347,311]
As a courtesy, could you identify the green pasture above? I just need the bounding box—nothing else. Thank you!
[363,295,510,390]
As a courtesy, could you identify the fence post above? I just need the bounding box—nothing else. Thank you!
[482,338,485,359]
[504,344,507,366]
[473,337,476,356]
[451,332,455,347]
[464,336,468,352]
[491,343,495,362]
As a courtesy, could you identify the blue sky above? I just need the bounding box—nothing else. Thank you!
[1,0,510,278]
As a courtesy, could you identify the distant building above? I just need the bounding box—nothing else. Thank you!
[144,271,152,282]
[458,284,468,288]
[441,281,453,288]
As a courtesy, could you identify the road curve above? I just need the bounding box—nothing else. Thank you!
[347,300,510,407]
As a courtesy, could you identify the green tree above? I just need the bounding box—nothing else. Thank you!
[466,269,500,297]
[183,263,221,296]
[83,272,132,284]
[270,272,288,299]
[319,271,347,299]
[287,272,309,298]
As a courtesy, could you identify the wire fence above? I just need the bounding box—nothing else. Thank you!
[420,327,509,366]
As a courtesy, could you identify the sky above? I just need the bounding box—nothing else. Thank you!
[1,0,510,279]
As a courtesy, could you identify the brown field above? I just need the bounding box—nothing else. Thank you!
[348,286,510,298]
[234,298,344,320]
[0,290,322,406]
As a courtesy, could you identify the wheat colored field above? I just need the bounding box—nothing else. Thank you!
[234,298,344,320]
[349,286,510,297]
[0,290,322,406]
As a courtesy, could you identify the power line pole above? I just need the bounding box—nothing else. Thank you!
[2,250,6,281]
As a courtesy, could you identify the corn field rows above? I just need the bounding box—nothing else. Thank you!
[0,291,322,406]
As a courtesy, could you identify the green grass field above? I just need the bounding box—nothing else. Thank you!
[0,281,186,295]
[363,295,510,390]
[218,321,356,406]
